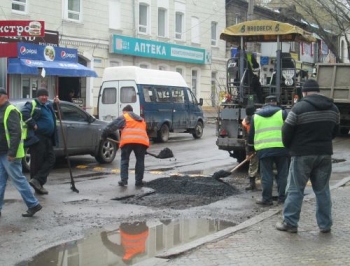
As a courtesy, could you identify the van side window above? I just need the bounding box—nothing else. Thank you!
[186,89,198,105]
[155,87,171,102]
[102,87,117,104]
[121,87,137,103]
[171,88,185,103]
[143,86,156,102]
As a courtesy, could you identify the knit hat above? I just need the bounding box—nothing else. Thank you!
[245,105,256,116]
[36,88,49,97]
[122,105,133,112]
[302,79,320,92]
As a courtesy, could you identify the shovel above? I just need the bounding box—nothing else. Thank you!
[55,102,79,193]
[212,154,254,180]
[107,138,174,159]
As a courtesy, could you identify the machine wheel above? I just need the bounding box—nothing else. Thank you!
[157,124,170,143]
[95,138,118,164]
[339,127,349,135]
[192,121,204,139]
[22,147,31,172]
[236,150,246,163]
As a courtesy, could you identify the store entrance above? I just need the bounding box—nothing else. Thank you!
[58,77,80,102]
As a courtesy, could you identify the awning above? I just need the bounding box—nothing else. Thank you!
[8,58,98,77]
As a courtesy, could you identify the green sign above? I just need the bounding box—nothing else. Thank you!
[111,35,210,64]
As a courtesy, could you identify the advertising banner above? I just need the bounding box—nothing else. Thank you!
[0,20,45,37]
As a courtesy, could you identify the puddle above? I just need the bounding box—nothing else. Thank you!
[18,218,234,266]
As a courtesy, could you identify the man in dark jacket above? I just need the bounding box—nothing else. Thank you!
[276,79,340,233]
[21,88,59,195]
[0,88,42,217]
[248,95,289,206]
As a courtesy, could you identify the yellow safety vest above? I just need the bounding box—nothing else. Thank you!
[4,105,26,158]
[253,110,284,151]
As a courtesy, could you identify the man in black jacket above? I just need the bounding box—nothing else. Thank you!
[21,89,59,195]
[276,79,340,233]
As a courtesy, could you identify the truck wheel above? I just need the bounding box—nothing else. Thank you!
[192,121,204,139]
[95,139,118,164]
[157,124,169,143]
[340,127,349,135]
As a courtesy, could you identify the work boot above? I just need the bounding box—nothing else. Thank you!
[118,180,128,187]
[245,177,256,191]
[29,179,46,195]
[22,204,42,217]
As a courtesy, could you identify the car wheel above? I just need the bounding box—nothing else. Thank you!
[95,138,118,164]
[22,147,31,172]
[157,124,169,143]
[192,121,204,139]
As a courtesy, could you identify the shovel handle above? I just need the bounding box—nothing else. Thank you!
[230,153,255,173]
[107,137,119,144]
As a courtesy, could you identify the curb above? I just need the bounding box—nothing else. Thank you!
[156,175,350,259]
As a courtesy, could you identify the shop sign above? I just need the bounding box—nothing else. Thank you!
[17,42,78,63]
[0,30,59,46]
[111,34,207,64]
[0,20,45,37]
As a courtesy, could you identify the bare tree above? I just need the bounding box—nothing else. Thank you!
[263,0,350,62]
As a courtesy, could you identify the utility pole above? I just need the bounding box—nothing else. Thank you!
[246,0,255,51]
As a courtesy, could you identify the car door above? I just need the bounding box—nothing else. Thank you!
[57,103,95,154]
[171,87,189,129]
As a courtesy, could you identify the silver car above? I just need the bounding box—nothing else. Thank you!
[11,99,119,171]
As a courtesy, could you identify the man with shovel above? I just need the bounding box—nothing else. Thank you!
[248,95,289,206]
[102,105,149,187]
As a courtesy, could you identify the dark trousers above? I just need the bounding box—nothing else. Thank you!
[120,144,147,183]
[30,135,55,186]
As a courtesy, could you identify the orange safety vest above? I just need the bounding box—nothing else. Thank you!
[121,229,149,261]
[119,113,150,148]
[242,117,251,133]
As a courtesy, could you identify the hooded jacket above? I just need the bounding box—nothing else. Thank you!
[282,94,339,156]
[248,104,289,159]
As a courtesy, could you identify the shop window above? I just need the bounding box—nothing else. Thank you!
[175,67,184,77]
[120,87,136,103]
[191,70,198,96]
[12,0,27,13]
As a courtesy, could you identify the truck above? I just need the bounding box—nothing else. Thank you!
[316,63,350,135]
[215,20,316,162]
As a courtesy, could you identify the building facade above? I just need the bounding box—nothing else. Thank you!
[0,0,227,115]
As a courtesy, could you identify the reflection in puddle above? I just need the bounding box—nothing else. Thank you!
[18,218,234,266]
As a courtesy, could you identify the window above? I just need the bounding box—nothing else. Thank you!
[143,86,156,102]
[158,8,167,37]
[12,0,27,13]
[155,87,171,102]
[175,67,184,76]
[139,63,149,69]
[191,17,199,44]
[102,87,117,104]
[171,88,185,103]
[191,70,198,96]
[109,60,121,67]
[109,0,121,29]
[139,4,150,34]
[65,0,82,22]
[120,87,136,103]
[159,65,167,70]
[211,22,218,46]
[175,12,184,40]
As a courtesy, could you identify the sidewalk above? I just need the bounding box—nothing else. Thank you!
[158,178,350,265]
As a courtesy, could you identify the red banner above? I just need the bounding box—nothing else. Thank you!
[0,20,45,37]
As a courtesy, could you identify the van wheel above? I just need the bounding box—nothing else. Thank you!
[95,139,118,164]
[192,121,203,139]
[22,147,31,172]
[157,124,169,143]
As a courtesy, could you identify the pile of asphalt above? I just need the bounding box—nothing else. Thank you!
[146,175,239,197]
